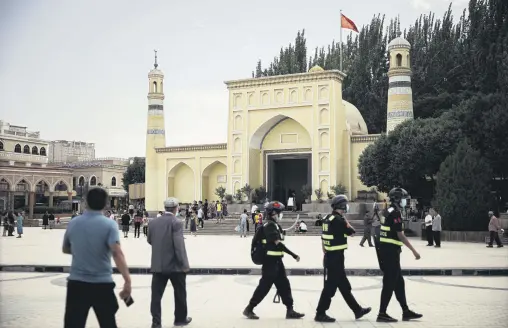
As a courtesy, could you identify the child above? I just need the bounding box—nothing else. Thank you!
[190,210,198,237]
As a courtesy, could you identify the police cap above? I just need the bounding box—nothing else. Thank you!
[388,187,408,203]
[331,194,348,210]
[265,201,285,216]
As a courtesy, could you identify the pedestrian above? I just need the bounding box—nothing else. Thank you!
[63,187,132,328]
[143,215,149,237]
[48,212,55,229]
[360,210,374,247]
[243,201,304,320]
[375,187,422,323]
[216,201,223,224]
[239,209,247,237]
[2,212,8,237]
[251,204,259,231]
[424,210,433,246]
[42,211,49,230]
[197,206,204,229]
[148,198,191,327]
[487,211,504,248]
[315,195,371,322]
[432,209,442,248]
[134,210,143,238]
[16,212,23,238]
[121,210,130,238]
[7,211,15,236]
[189,210,198,237]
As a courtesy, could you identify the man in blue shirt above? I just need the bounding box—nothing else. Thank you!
[63,187,132,328]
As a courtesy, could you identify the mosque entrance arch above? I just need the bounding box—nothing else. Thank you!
[249,115,312,209]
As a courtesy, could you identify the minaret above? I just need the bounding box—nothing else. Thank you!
[145,50,166,212]
[386,32,414,132]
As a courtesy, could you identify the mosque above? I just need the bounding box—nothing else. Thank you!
[144,36,414,212]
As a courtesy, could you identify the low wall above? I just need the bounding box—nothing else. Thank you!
[438,231,491,243]
[22,219,40,227]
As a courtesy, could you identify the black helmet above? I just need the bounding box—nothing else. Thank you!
[331,194,348,211]
[265,201,285,217]
[388,187,408,204]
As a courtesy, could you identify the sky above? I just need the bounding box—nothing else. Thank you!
[0,0,469,158]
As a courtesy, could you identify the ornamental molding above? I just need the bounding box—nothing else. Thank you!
[225,70,346,90]
[388,68,412,78]
[156,143,227,153]
[147,129,165,135]
[351,134,381,144]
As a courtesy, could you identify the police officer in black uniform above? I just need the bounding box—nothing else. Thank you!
[243,201,305,320]
[375,187,423,322]
[315,195,371,322]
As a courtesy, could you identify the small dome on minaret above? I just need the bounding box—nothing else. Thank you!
[309,65,324,73]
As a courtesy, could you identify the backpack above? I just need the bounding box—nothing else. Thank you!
[251,224,266,265]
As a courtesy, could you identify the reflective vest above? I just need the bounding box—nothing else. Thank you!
[321,214,348,252]
[261,222,284,257]
[379,207,403,247]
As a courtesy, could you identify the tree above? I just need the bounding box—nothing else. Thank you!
[122,157,145,192]
[240,183,253,203]
[433,140,492,231]
[215,186,226,200]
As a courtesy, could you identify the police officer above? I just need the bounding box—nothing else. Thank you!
[375,187,422,322]
[315,195,371,322]
[243,201,305,320]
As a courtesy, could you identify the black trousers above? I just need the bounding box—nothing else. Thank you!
[64,280,118,328]
[316,252,361,314]
[249,259,293,308]
[360,228,373,246]
[425,226,433,245]
[489,231,502,246]
[134,222,141,237]
[433,231,441,246]
[377,246,408,314]
[151,272,188,325]
[198,218,204,228]
[143,226,148,236]
[246,219,249,232]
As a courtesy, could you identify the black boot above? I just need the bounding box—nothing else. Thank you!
[286,308,305,319]
[355,307,372,319]
[402,309,423,321]
[243,305,259,320]
[314,313,336,322]
[377,313,398,322]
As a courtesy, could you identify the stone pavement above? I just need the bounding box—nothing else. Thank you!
[1,228,507,274]
[0,272,507,328]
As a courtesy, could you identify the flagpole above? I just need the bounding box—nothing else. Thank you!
[340,9,343,72]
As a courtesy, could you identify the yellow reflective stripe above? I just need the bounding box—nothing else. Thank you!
[322,234,334,240]
[261,239,283,244]
[324,244,348,251]
[381,226,390,231]
[329,216,335,221]
[380,237,403,246]
[344,234,348,238]
[266,251,284,256]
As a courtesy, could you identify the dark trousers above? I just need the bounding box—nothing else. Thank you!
[316,252,361,314]
[185,217,189,229]
[198,218,204,228]
[489,231,502,246]
[246,219,249,232]
[433,231,441,247]
[360,228,373,246]
[425,226,433,245]
[64,280,118,328]
[143,226,148,236]
[249,259,293,309]
[134,222,141,237]
[378,246,408,314]
[151,272,188,325]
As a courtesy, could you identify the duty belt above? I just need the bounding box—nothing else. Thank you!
[379,225,403,246]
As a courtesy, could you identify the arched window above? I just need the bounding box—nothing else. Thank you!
[40,147,47,156]
[23,145,30,154]
[396,54,402,67]
[152,81,157,93]
[78,176,85,186]
[90,176,97,186]
[14,144,21,153]
[111,177,117,187]
[32,146,39,155]
[0,141,3,151]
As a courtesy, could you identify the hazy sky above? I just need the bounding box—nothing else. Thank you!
[0,0,468,158]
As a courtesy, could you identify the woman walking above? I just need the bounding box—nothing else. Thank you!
[16,212,23,238]
[239,209,247,238]
[142,214,149,237]
[134,209,143,238]
[190,209,198,237]
[42,211,49,230]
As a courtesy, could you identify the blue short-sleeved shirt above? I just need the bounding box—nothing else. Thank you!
[63,211,120,283]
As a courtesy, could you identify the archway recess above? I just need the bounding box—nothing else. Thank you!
[201,161,227,202]
[167,163,195,203]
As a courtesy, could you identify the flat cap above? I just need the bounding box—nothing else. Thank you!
[164,197,179,208]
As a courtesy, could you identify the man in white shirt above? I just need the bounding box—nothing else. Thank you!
[424,210,433,246]
[250,204,258,232]
[197,207,204,229]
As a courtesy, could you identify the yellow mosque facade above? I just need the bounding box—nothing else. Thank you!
[144,37,413,212]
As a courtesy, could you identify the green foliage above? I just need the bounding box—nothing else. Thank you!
[224,194,233,203]
[122,157,145,192]
[331,184,348,196]
[327,192,334,200]
[253,186,267,203]
[240,183,253,201]
[214,186,226,200]
[314,189,323,202]
[434,141,492,231]
[234,189,243,203]
[301,184,312,199]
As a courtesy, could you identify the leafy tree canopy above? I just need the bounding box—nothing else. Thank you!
[122,157,145,192]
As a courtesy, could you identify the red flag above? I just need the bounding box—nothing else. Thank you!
[341,13,359,33]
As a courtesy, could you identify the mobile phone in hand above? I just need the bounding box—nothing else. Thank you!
[123,296,134,307]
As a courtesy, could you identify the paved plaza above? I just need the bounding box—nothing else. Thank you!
[1,228,507,270]
[1,272,507,328]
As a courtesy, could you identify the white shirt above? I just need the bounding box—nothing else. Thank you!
[198,208,203,218]
[424,214,433,227]
[287,197,294,207]
[109,214,115,220]
[251,205,258,213]
[156,213,161,218]
[299,222,307,231]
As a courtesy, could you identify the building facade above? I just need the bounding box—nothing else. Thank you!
[0,121,73,215]
[143,36,413,211]
[49,140,95,163]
